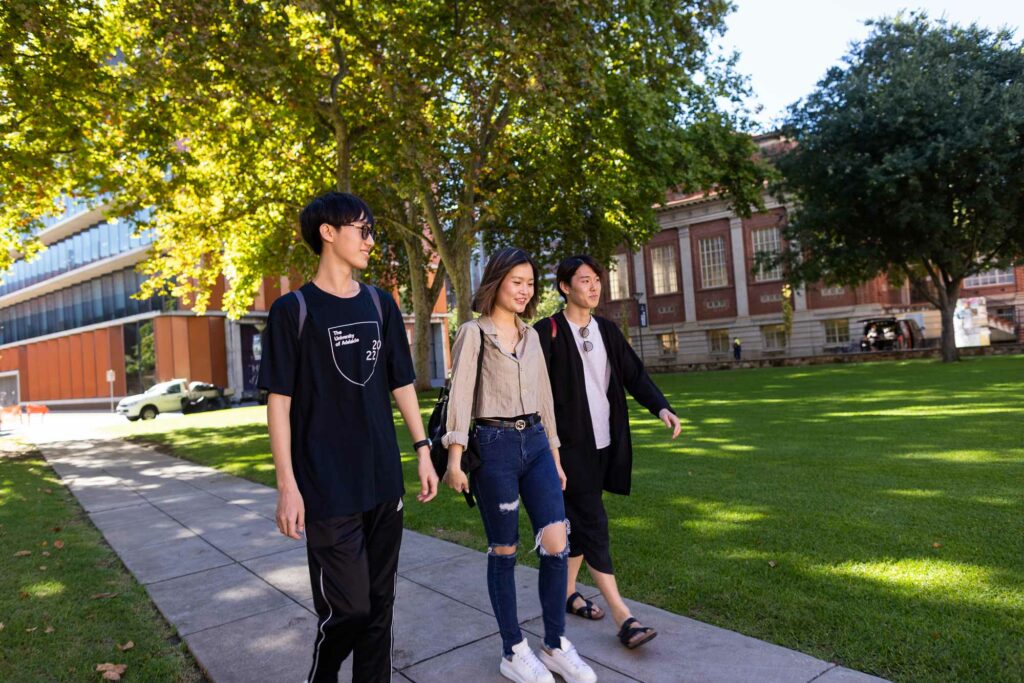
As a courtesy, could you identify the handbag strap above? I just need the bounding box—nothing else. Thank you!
[470,325,484,419]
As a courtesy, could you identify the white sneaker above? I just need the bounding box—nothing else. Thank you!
[539,636,598,683]
[500,637,556,683]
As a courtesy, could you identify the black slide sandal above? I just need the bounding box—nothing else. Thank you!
[618,617,657,649]
[565,591,605,620]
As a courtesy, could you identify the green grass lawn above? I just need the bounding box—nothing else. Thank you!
[0,441,204,682]
[107,355,1024,683]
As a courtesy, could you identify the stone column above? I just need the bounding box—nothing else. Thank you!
[677,227,697,322]
[729,217,749,317]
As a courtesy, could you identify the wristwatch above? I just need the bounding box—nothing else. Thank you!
[413,438,432,452]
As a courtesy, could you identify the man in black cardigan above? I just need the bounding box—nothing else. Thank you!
[534,254,681,650]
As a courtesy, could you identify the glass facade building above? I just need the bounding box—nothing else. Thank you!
[0,215,154,298]
[0,267,168,345]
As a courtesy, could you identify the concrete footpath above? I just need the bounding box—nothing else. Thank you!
[25,420,888,683]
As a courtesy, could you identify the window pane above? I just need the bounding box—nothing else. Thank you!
[752,228,782,282]
[608,254,631,300]
[699,237,728,289]
[651,245,679,295]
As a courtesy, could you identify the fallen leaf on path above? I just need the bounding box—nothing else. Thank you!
[116,641,134,651]
[14,550,31,557]
[90,592,119,600]
[54,540,64,549]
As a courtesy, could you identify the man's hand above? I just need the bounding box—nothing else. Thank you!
[276,486,305,540]
[659,408,682,440]
[417,448,439,503]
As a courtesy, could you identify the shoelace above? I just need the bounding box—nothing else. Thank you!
[558,643,590,674]
[519,648,550,678]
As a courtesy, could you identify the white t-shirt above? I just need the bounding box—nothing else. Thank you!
[565,315,612,449]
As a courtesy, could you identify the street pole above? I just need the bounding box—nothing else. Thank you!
[634,291,646,365]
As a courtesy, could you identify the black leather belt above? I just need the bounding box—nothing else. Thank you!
[475,414,541,431]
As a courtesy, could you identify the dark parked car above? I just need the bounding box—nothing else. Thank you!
[858,317,925,352]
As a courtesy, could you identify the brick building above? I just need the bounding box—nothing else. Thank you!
[595,188,1024,367]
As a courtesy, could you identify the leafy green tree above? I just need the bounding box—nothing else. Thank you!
[2,1,767,388]
[775,14,1024,361]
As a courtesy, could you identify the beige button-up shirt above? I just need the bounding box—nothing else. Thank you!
[442,315,560,451]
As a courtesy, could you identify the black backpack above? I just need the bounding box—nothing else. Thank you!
[427,325,485,507]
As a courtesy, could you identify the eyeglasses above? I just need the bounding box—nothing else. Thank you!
[330,222,375,241]
[580,324,593,353]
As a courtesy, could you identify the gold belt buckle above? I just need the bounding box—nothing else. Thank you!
[514,419,527,431]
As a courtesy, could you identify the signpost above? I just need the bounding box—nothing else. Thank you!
[634,292,647,364]
[106,369,116,413]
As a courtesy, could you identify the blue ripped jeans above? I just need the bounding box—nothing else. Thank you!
[470,420,569,657]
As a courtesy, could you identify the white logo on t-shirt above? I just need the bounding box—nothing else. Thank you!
[327,321,381,386]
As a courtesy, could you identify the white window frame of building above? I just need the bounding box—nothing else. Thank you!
[820,285,846,297]
[607,253,631,301]
[751,228,783,282]
[762,324,788,350]
[650,245,679,295]
[707,328,730,354]
[824,319,850,345]
[698,236,728,289]
[658,331,679,356]
[963,267,1015,288]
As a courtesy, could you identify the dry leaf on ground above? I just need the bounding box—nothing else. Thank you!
[14,550,31,557]
[96,663,127,681]
[90,592,119,600]
[54,540,65,549]
[45,625,55,634]
[116,641,134,651]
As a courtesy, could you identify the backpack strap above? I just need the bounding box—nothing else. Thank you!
[471,324,485,417]
[292,289,307,339]
[362,282,384,324]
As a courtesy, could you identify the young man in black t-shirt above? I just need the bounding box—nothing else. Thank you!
[258,192,438,683]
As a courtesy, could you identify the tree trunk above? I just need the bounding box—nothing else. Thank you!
[447,249,474,325]
[938,298,959,362]
[402,235,437,392]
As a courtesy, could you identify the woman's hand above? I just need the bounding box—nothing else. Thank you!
[552,447,567,491]
[443,467,469,493]
[659,408,682,439]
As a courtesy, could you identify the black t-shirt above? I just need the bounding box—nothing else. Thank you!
[257,282,415,520]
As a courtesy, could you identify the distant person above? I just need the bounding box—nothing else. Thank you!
[258,191,438,682]
[442,247,597,683]
[733,337,742,361]
[535,255,681,650]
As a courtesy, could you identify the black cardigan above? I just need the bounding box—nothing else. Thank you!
[534,312,674,496]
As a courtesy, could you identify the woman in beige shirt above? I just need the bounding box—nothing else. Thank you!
[442,247,597,683]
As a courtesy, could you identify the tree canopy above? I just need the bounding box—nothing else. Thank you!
[2,1,769,382]
[775,13,1024,361]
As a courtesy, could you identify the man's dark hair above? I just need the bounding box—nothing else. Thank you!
[299,192,375,255]
[555,254,606,302]
[472,247,543,319]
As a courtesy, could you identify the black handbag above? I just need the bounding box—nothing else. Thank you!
[427,326,485,507]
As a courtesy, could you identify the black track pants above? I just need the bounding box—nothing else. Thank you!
[305,497,404,683]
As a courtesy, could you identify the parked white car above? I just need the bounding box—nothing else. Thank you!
[116,378,189,421]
